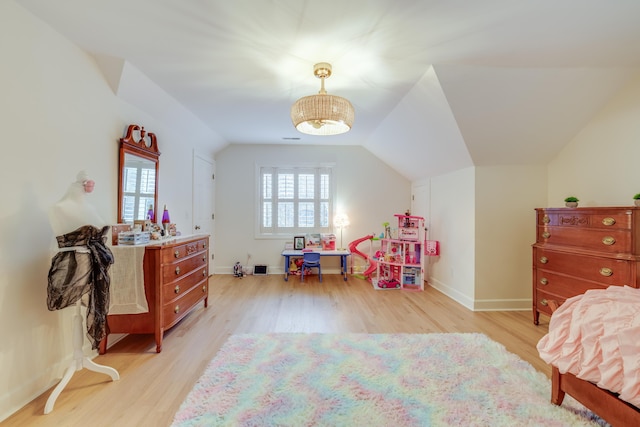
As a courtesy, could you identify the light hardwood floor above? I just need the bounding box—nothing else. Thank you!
[3,274,552,427]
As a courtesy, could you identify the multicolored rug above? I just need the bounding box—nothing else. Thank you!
[172,333,607,426]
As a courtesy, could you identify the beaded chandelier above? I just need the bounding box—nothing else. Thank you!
[291,63,354,136]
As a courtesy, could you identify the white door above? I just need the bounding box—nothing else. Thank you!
[193,151,215,275]
[411,181,430,282]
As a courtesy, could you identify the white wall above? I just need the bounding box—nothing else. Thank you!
[0,2,222,420]
[474,165,547,310]
[426,167,476,308]
[548,74,640,206]
[214,144,411,274]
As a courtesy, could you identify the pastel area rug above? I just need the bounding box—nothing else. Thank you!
[172,333,607,426]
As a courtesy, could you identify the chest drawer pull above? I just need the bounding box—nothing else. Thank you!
[599,267,613,277]
[542,215,550,224]
[175,266,181,275]
[203,255,206,262]
[602,236,616,246]
[202,285,207,293]
[203,242,207,249]
[174,250,180,258]
[202,269,207,277]
[174,305,180,314]
[174,285,180,294]
[539,256,548,264]
[540,278,548,285]
[602,217,616,226]
[542,232,551,239]
[540,299,548,306]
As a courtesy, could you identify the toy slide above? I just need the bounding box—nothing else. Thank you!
[348,235,377,279]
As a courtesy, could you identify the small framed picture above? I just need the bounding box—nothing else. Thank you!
[294,236,306,250]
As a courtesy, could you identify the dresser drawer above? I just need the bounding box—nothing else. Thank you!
[162,253,207,283]
[538,210,632,230]
[535,289,566,317]
[162,238,208,263]
[534,248,633,285]
[162,267,208,302]
[537,227,631,253]
[534,269,610,297]
[162,280,208,327]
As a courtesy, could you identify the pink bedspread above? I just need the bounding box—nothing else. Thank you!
[537,286,640,407]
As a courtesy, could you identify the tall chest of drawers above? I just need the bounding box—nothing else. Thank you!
[99,235,209,353]
[532,207,640,324]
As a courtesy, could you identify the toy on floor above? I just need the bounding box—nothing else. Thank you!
[289,258,300,275]
[233,262,243,278]
[348,235,378,282]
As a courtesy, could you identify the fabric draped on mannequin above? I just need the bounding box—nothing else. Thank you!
[47,225,113,350]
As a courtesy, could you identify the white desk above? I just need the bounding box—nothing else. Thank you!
[281,249,351,281]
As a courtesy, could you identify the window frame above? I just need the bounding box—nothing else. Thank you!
[255,163,336,239]
[121,163,156,223]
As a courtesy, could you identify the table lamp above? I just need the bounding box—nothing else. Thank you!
[334,213,350,250]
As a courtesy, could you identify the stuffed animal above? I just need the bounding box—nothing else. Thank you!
[233,262,243,278]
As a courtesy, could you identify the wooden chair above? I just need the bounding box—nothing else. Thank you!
[301,252,322,282]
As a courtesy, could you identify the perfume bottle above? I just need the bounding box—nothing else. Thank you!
[147,204,154,222]
[162,205,170,232]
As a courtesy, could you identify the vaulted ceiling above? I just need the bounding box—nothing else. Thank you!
[17,0,640,181]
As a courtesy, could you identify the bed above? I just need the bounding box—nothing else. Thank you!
[537,286,640,426]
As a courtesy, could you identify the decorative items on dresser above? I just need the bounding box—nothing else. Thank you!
[99,235,209,354]
[532,207,640,325]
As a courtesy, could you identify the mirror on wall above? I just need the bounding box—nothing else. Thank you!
[117,124,160,224]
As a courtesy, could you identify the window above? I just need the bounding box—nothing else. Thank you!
[122,164,156,223]
[258,165,334,236]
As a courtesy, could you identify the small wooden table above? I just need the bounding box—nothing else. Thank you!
[281,249,351,281]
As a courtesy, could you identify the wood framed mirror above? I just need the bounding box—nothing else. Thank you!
[117,124,160,224]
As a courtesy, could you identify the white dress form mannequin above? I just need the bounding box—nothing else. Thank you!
[45,171,119,415]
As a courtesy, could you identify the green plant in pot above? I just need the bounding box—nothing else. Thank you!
[634,193,640,207]
[564,196,579,208]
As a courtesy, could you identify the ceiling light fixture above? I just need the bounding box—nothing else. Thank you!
[291,62,354,136]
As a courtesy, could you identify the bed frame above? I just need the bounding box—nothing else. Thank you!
[551,367,640,426]
[546,301,640,426]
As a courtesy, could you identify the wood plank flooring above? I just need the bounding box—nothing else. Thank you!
[3,274,552,427]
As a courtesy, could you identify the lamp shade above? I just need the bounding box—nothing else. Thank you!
[334,213,350,228]
[291,94,354,136]
[291,62,354,136]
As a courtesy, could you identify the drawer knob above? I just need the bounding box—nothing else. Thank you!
[539,256,548,264]
[540,278,548,285]
[541,299,548,306]
[203,242,207,249]
[600,267,613,277]
[542,215,550,224]
[542,232,550,239]
[602,217,616,226]
[203,255,206,262]
[202,269,207,277]
[175,266,181,275]
[602,236,616,246]
[174,305,180,314]
[174,285,180,294]
[174,250,180,258]
[202,285,207,293]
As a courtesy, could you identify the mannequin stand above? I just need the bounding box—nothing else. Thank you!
[44,301,119,414]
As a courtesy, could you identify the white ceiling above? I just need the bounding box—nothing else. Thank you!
[17,0,640,181]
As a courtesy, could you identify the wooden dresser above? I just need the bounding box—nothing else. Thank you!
[532,207,640,324]
[100,234,209,353]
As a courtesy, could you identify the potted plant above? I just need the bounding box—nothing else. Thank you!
[564,196,579,208]
[634,193,640,207]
